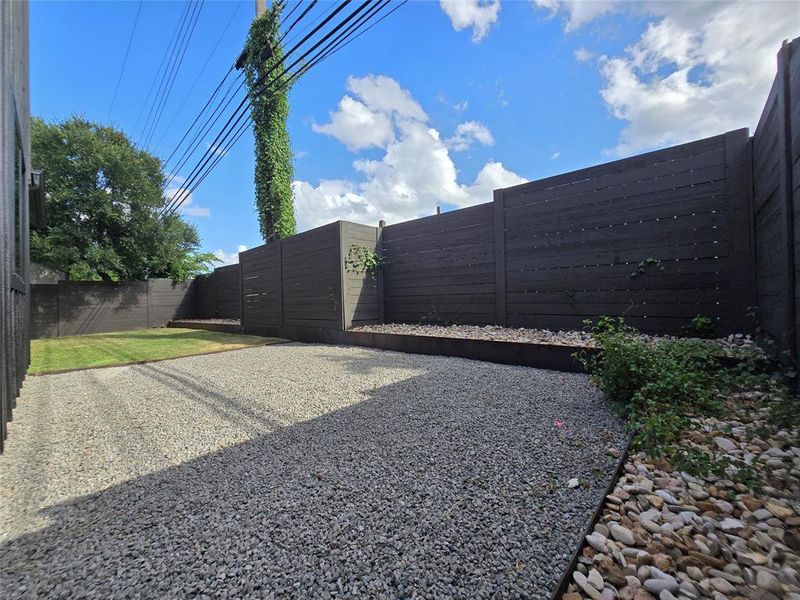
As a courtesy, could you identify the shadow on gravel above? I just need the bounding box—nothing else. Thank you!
[1,350,625,599]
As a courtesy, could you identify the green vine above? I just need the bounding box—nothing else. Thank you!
[244,4,296,242]
[629,257,664,279]
[345,244,383,274]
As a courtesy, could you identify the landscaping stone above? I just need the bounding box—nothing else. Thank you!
[0,343,628,598]
[351,323,761,358]
[561,391,800,600]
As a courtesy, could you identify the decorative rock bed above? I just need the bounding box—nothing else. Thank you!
[560,391,800,600]
[351,323,760,358]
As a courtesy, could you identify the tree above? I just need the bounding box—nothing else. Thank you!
[30,116,216,281]
[244,3,296,242]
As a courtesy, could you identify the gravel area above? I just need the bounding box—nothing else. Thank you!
[1,343,626,598]
[351,323,760,357]
[563,391,800,599]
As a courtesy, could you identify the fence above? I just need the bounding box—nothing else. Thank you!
[240,222,380,336]
[30,279,195,339]
[238,133,747,337]
[751,39,800,362]
[194,264,241,320]
[25,37,800,363]
[2,0,31,452]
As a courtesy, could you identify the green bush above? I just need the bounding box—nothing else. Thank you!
[579,317,751,477]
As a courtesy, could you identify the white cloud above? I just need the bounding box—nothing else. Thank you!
[206,142,227,157]
[164,185,210,218]
[446,121,495,151]
[550,151,560,160]
[537,0,799,155]
[295,75,525,230]
[311,75,427,151]
[453,99,469,112]
[213,244,248,266]
[312,96,394,151]
[533,0,618,32]
[573,46,593,62]
[440,0,501,42]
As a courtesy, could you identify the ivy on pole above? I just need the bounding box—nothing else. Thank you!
[244,3,296,242]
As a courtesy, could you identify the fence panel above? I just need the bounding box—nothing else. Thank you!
[381,204,496,325]
[241,242,282,333]
[281,222,342,329]
[147,278,196,327]
[498,132,751,334]
[752,39,798,361]
[341,221,380,328]
[194,264,241,319]
[57,281,149,337]
[30,284,58,338]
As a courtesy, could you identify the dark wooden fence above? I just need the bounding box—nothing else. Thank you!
[30,279,195,339]
[2,0,31,452]
[23,38,800,374]
[751,38,800,363]
[377,131,753,335]
[194,264,241,320]
[240,222,381,336]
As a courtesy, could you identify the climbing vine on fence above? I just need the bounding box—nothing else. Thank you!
[244,4,296,242]
[345,245,383,275]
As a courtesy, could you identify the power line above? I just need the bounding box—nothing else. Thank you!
[132,1,193,141]
[162,0,363,215]
[108,0,143,121]
[164,0,391,216]
[142,0,205,148]
[154,0,244,149]
[165,0,402,217]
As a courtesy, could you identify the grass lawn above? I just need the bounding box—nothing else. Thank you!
[29,328,284,375]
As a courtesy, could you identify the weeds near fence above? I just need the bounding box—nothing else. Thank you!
[578,317,788,483]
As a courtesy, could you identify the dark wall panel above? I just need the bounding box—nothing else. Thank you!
[147,278,196,327]
[241,243,282,332]
[30,284,58,338]
[341,221,380,328]
[57,281,149,337]
[382,204,496,325]
[194,264,241,319]
[281,222,342,329]
[30,279,196,339]
[498,132,751,335]
[752,38,798,360]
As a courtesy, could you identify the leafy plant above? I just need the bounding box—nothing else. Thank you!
[683,314,716,338]
[578,317,770,480]
[629,257,664,279]
[244,4,296,242]
[30,116,213,282]
[344,244,382,274]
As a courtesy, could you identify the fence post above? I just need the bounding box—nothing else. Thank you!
[493,188,507,326]
[724,128,757,333]
[338,221,346,330]
[377,220,385,324]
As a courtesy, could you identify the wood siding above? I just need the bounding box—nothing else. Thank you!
[752,38,799,362]
[194,264,241,319]
[30,279,196,339]
[382,204,496,325]
[1,0,30,452]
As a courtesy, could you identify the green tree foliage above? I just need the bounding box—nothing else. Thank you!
[244,4,296,242]
[31,116,217,281]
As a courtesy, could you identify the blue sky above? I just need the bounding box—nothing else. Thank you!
[30,0,798,263]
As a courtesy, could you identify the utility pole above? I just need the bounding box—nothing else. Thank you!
[255,0,266,17]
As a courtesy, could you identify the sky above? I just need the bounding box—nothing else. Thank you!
[30,0,800,264]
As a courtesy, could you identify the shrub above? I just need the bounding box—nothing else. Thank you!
[579,317,761,477]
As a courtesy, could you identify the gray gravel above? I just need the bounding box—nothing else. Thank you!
[1,343,626,599]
